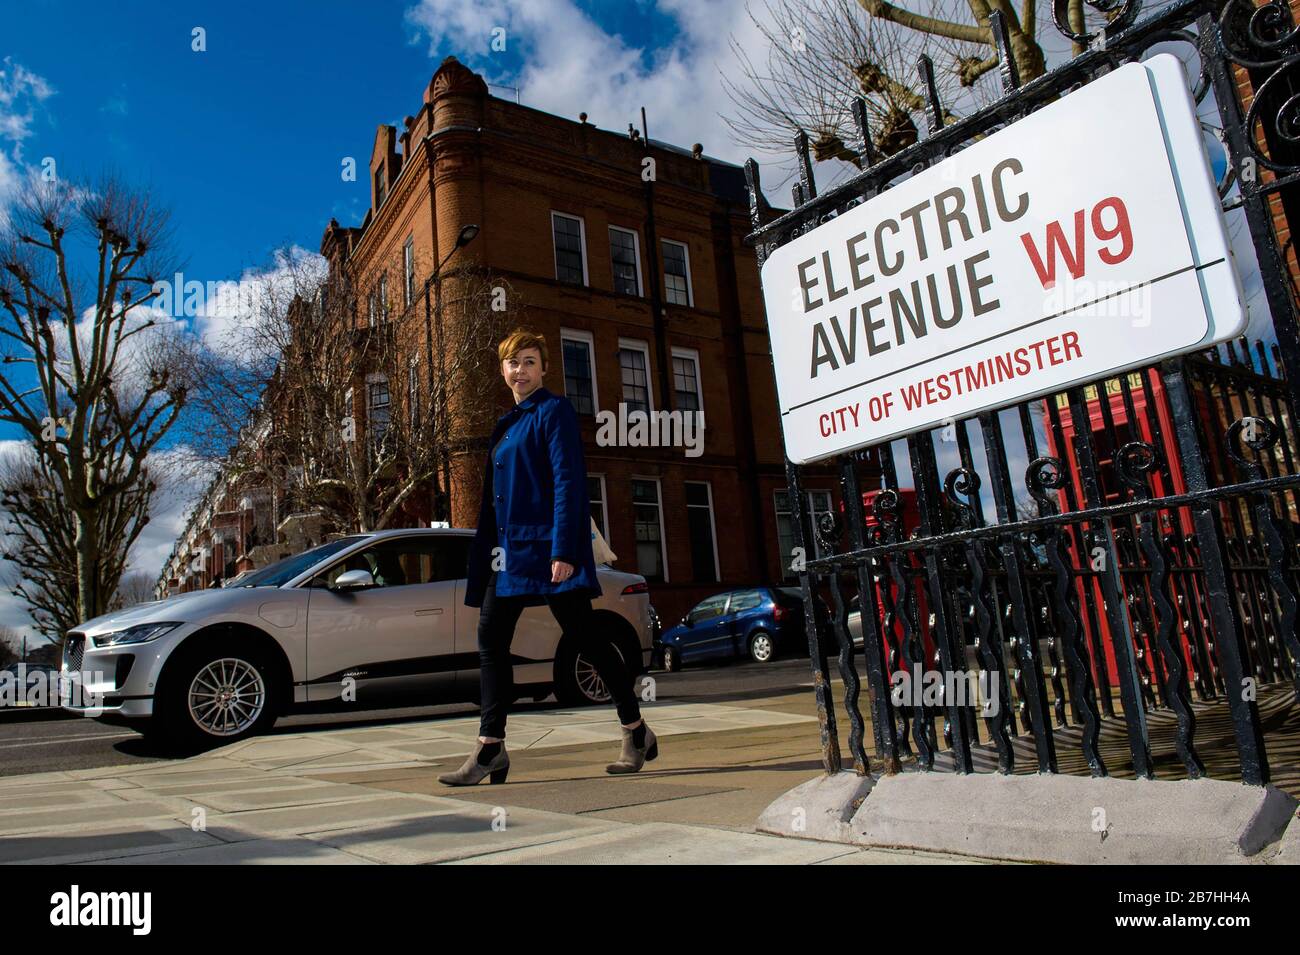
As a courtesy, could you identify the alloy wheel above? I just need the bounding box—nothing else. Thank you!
[574,652,610,703]
[187,657,266,736]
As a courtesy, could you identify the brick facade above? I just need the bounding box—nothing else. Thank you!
[312,56,824,625]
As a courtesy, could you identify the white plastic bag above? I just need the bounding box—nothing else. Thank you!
[591,517,617,565]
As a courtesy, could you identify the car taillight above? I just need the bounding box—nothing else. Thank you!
[621,581,648,595]
[773,605,786,621]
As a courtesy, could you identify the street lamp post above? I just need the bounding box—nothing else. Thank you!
[423,224,480,523]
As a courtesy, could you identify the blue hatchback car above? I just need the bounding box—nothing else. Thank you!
[657,587,822,669]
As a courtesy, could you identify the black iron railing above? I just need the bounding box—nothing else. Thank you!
[746,0,1300,786]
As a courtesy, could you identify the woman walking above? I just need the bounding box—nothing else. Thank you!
[439,328,656,786]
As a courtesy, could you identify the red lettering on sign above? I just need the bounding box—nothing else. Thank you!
[1019,197,1134,289]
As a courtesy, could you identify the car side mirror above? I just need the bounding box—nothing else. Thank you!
[681,615,692,627]
[332,569,375,591]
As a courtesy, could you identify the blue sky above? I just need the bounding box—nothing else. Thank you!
[0,0,744,308]
[5,1,509,292]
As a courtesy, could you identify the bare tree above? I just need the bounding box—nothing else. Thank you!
[0,177,188,632]
[0,626,18,668]
[114,570,157,608]
[722,0,1130,180]
[0,436,156,636]
[206,246,515,534]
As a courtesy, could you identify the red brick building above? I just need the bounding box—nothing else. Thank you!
[165,56,838,625]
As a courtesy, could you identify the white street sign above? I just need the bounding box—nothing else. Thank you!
[759,55,1246,464]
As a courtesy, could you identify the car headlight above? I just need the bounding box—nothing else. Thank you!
[93,622,182,648]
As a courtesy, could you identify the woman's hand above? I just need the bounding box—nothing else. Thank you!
[551,559,575,584]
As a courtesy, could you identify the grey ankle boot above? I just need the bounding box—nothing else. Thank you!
[438,739,510,786]
[605,721,657,774]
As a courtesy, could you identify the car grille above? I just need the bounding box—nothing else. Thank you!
[64,632,85,671]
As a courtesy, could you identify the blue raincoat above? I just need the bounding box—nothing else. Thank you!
[464,386,602,608]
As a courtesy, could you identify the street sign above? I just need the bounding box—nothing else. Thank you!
[759,54,1247,464]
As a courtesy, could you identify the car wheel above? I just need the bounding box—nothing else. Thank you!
[662,646,681,672]
[154,646,278,751]
[554,639,628,706]
[748,630,776,663]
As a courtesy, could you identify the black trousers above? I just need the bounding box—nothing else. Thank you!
[477,572,643,738]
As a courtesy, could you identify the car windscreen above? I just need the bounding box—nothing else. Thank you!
[231,536,368,588]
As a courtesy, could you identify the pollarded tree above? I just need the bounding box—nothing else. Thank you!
[0,177,187,630]
[0,445,153,636]
[723,0,1121,174]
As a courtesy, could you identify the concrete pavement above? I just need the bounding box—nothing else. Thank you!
[0,692,993,864]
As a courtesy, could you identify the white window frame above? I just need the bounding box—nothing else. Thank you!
[661,238,694,308]
[631,475,669,583]
[551,211,589,286]
[617,337,654,413]
[684,479,721,583]
[403,236,415,308]
[607,225,643,297]
[378,272,389,323]
[588,473,609,543]
[670,345,705,429]
[560,327,600,414]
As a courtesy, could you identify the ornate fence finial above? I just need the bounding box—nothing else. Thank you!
[850,97,879,169]
[988,10,1021,93]
[794,129,817,201]
[916,54,944,133]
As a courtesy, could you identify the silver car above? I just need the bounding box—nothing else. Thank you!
[60,528,654,750]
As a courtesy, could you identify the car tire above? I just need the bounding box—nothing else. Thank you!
[152,643,279,752]
[748,629,777,664]
[554,638,629,707]
[662,646,681,672]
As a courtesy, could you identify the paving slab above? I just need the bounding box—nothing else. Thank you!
[444,822,870,865]
[104,836,377,865]
[0,799,182,835]
[199,795,463,836]
[302,805,624,864]
[186,782,379,813]
[0,789,135,812]
[0,820,225,864]
[440,779,741,815]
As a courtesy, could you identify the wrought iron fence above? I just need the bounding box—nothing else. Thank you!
[745,0,1300,786]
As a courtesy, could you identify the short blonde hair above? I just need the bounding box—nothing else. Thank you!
[497,327,549,368]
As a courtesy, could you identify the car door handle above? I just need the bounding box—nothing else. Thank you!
[414,608,444,616]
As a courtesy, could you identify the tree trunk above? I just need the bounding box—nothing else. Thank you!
[74,510,100,626]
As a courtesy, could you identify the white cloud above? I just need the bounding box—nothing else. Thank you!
[405,0,766,172]
[0,57,54,150]
[129,445,208,581]
[189,245,327,363]
[0,58,55,225]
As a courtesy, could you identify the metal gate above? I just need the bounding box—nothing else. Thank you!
[744,0,1300,786]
